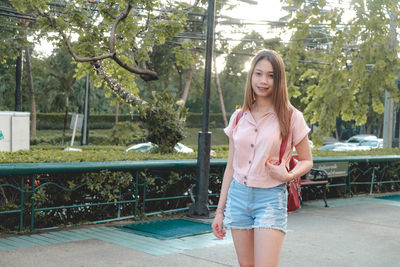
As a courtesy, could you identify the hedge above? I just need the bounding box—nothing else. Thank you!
[36,112,232,130]
[36,113,134,130]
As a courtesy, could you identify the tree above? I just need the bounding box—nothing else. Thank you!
[137,90,187,153]
[46,48,76,145]
[12,0,198,103]
[0,2,40,137]
[11,0,202,151]
[283,0,400,144]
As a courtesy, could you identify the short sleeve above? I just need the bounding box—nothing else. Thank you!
[224,109,241,138]
[291,109,311,146]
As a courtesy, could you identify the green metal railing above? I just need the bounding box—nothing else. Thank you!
[1,156,400,232]
[312,155,400,195]
[0,159,227,232]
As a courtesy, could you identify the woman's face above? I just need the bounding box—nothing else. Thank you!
[251,58,274,99]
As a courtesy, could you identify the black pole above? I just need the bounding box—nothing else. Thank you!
[81,73,90,145]
[188,0,215,217]
[15,52,22,111]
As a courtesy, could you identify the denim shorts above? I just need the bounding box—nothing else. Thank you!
[223,179,288,233]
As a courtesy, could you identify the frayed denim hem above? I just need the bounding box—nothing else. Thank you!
[227,225,287,234]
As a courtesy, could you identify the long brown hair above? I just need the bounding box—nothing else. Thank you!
[242,49,292,140]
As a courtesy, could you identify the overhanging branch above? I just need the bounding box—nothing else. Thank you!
[92,61,144,106]
[34,4,158,78]
[110,3,132,54]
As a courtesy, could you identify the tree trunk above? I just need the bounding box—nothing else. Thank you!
[213,53,228,127]
[177,66,183,93]
[61,96,69,146]
[25,46,36,138]
[335,128,340,141]
[15,51,23,111]
[181,53,197,106]
[115,101,119,124]
[378,120,383,138]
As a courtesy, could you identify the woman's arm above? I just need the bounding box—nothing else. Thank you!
[288,135,313,180]
[212,136,234,239]
[216,137,235,212]
[267,135,313,182]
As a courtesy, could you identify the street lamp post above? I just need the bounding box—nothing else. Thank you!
[188,0,216,217]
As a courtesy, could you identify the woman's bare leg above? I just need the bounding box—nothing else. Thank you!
[254,228,285,267]
[231,228,255,267]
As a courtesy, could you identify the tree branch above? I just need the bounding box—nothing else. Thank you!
[34,3,160,81]
[35,6,114,62]
[113,54,158,79]
[110,3,132,53]
[91,61,144,105]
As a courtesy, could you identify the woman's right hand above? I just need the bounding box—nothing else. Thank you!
[212,213,226,239]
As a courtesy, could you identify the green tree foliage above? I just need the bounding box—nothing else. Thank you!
[137,90,187,153]
[0,0,35,111]
[283,0,400,144]
[0,0,28,63]
[109,121,145,146]
[11,0,196,103]
[10,0,200,152]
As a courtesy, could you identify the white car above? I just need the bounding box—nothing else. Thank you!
[317,142,359,151]
[318,134,381,151]
[346,134,378,145]
[125,142,194,153]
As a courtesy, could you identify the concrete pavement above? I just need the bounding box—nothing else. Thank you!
[1,194,400,267]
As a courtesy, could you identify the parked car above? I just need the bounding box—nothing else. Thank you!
[317,135,381,151]
[125,142,194,153]
[331,144,372,152]
[345,134,378,144]
[317,142,356,151]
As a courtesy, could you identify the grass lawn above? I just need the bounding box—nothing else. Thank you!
[182,128,228,147]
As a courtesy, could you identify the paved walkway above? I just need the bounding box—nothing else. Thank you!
[1,194,400,267]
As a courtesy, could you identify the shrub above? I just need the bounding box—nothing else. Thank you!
[36,113,135,130]
[109,121,146,146]
[137,90,187,153]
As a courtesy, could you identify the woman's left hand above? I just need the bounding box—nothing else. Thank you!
[266,160,291,182]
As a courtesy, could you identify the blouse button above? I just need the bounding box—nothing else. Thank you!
[255,128,258,132]
[249,160,251,164]
[244,181,247,185]
[250,144,254,148]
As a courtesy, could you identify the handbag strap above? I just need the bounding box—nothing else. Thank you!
[279,135,289,163]
[235,109,244,126]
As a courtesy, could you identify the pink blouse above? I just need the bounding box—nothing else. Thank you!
[224,107,311,188]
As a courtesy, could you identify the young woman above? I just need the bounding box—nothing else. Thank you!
[211,49,313,267]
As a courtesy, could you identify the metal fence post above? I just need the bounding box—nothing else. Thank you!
[30,175,35,232]
[134,172,139,217]
[19,177,24,232]
[369,167,376,195]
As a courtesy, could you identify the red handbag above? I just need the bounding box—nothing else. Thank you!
[279,135,302,212]
[235,109,302,212]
